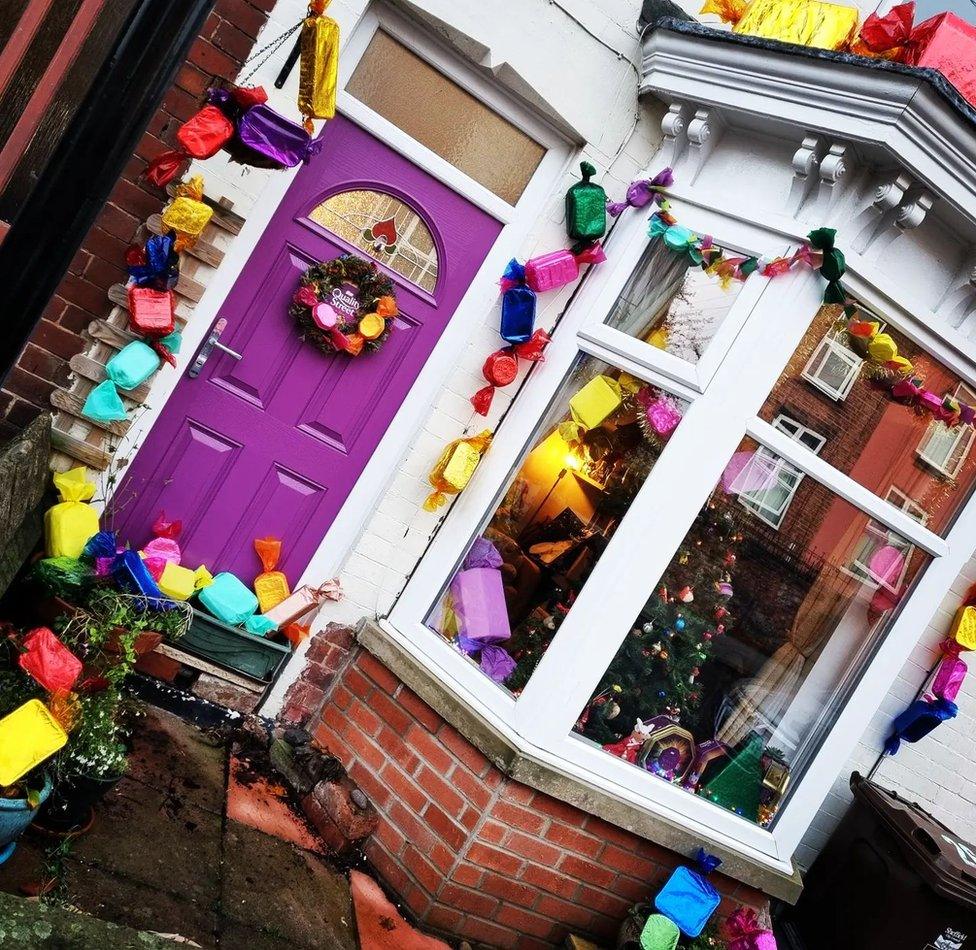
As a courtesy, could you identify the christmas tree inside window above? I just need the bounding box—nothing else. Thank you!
[573,435,930,828]
[425,354,688,691]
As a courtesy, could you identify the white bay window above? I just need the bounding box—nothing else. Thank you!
[385,26,976,874]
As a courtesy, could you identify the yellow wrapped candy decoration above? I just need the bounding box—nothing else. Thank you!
[299,0,340,126]
[45,467,98,558]
[647,325,670,350]
[193,565,215,590]
[159,562,198,601]
[423,430,493,512]
[950,605,976,651]
[867,332,899,363]
[0,700,68,785]
[569,375,623,430]
[161,175,214,248]
[701,0,859,51]
[359,312,385,341]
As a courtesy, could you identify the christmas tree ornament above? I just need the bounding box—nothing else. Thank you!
[299,0,340,125]
[423,430,493,511]
[238,104,325,167]
[499,259,537,343]
[677,586,694,603]
[643,622,655,634]
[523,242,606,292]
[654,849,723,938]
[700,0,858,50]
[566,161,607,241]
[45,468,98,559]
[18,628,82,694]
[253,536,291,613]
[160,176,213,248]
[199,572,260,626]
[145,104,235,187]
[607,167,674,218]
[0,700,69,786]
[640,913,681,950]
[701,733,764,821]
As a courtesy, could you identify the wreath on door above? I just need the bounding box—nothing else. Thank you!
[290,254,398,357]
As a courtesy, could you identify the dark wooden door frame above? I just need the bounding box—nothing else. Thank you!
[0,0,216,387]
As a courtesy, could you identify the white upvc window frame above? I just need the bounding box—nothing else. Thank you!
[845,486,928,594]
[388,194,976,870]
[801,328,863,401]
[738,415,826,528]
[917,383,976,479]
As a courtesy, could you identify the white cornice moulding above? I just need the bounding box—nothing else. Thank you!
[640,29,976,228]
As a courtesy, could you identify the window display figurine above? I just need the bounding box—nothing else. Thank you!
[602,717,657,764]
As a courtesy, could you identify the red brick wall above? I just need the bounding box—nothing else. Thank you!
[296,629,767,950]
[0,0,274,441]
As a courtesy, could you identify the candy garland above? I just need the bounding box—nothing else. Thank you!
[471,329,550,416]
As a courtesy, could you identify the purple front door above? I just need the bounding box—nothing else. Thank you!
[116,116,502,583]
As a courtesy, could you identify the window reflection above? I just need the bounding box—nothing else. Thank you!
[762,304,976,536]
[575,436,929,828]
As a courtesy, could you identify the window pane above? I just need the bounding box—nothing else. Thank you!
[347,31,546,204]
[606,238,746,363]
[573,436,929,828]
[308,189,439,292]
[426,355,689,692]
[761,303,976,535]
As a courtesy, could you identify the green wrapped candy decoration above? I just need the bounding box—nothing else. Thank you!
[566,161,606,241]
[640,914,680,950]
[31,557,94,600]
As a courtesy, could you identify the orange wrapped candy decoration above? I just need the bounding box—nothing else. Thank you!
[423,430,493,512]
[253,536,291,613]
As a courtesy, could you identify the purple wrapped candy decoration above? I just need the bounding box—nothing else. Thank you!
[464,537,504,570]
[237,104,324,168]
[607,167,675,217]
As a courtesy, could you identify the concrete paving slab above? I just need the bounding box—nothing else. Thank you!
[126,706,227,815]
[70,777,221,906]
[220,820,356,950]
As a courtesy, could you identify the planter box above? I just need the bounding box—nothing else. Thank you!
[178,609,290,682]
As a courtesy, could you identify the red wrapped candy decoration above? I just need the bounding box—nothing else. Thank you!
[19,627,82,693]
[128,287,175,337]
[145,105,235,187]
[470,329,551,415]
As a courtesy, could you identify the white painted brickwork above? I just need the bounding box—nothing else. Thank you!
[161,0,968,870]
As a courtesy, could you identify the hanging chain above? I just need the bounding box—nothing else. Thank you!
[238,20,302,88]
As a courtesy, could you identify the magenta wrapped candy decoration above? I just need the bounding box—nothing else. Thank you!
[524,242,606,293]
[932,654,967,702]
[449,567,511,644]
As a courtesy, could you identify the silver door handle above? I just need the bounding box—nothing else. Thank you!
[189,318,242,378]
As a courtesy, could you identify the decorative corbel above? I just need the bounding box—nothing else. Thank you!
[851,172,913,254]
[935,248,976,331]
[807,143,849,220]
[787,135,825,217]
[659,102,690,170]
[683,107,725,185]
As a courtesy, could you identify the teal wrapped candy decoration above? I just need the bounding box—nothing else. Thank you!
[565,161,607,241]
[106,341,161,391]
[81,380,127,423]
[648,214,705,264]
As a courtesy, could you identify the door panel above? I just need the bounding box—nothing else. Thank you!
[116,115,504,584]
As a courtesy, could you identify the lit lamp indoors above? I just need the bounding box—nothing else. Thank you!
[519,442,583,541]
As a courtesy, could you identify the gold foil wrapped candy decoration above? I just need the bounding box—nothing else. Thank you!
[161,175,214,248]
[358,312,385,340]
[700,0,859,50]
[299,0,340,127]
[951,605,976,651]
[424,430,493,512]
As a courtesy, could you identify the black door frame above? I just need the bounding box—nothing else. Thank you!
[0,0,215,386]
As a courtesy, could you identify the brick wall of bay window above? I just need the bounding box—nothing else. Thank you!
[0,0,273,441]
[292,629,767,949]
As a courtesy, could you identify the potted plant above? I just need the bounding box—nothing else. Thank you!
[0,771,53,863]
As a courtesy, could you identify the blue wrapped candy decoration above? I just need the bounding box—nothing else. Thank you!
[654,849,722,937]
[499,259,537,344]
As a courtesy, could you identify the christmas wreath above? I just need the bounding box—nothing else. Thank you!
[290,254,398,357]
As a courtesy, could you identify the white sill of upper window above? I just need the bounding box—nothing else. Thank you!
[362,616,804,904]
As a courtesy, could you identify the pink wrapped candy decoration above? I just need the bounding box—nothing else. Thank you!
[932,653,967,702]
[524,242,606,293]
[725,907,777,950]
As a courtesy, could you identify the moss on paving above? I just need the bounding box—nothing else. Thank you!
[0,891,182,949]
